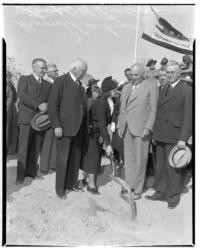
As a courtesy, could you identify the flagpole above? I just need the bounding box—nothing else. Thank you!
[133,5,140,63]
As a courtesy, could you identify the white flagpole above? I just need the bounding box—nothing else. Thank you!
[133,5,140,63]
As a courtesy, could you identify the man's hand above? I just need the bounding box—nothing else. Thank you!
[177,140,186,148]
[141,128,151,139]
[187,136,192,146]
[105,145,113,156]
[38,103,47,113]
[55,127,63,138]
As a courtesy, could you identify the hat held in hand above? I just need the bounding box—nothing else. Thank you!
[31,112,51,131]
[168,145,192,169]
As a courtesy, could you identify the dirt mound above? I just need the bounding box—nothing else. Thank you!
[6,165,192,246]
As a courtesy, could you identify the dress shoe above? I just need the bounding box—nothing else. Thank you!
[168,202,178,209]
[132,193,142,200]
[87,186,100,195]
[77,179,88,189]
[181,186,189,194]
[15,179,24,185]
[35,175,44,180]
[57,193,67,199]
[49,169,55,174]
[73,187,84,192]
[120,189,128,196]
[145,193,166,201]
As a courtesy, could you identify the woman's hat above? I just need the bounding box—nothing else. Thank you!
[31,112,51,131]
[168,145,192,169]
[146,59,157,67]
[101,76,118,93]
[88,78,99,88]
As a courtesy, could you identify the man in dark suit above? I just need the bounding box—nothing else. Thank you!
[146,60,192,209]
[16,58,51,184]
[40,63,59,174]
[48,58,88,199]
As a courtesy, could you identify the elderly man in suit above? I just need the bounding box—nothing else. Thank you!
[48,58,88,199]
[145,60,192,209]
[16,58,51,184]
[118,63,159,200]
[40,63,59,174]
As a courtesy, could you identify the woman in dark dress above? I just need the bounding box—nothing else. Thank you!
[82,76,118,194]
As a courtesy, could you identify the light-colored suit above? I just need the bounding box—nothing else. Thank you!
[118,78,159,193]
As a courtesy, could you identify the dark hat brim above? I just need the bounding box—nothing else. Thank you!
[146,60,157,67]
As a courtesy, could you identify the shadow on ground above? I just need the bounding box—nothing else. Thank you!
[6,166,35,202]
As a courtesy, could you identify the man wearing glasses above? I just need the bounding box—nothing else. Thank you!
[40,63,59,174]
[16,58,51,184]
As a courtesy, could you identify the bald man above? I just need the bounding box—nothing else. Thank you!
[48,59,89,199]
[118,63,159,199]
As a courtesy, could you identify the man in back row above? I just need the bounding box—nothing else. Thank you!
[40,63,59,174]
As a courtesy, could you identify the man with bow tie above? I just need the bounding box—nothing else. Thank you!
[16,58,51,184]
[48,58,88,199]
[146,60,192,209]
[118,63,159,200]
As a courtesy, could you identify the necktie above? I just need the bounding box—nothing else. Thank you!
[166,84,173,96]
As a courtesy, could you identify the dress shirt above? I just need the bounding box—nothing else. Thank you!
[107,97,114,116]
[33,73,42,83]
[170,79,180,88]
[69,72,77,82]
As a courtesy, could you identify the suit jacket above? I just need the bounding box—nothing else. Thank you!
[90,95,112,145]
[48,73,88,137]
[153,80,192,144]
[17,74,51,125]
[118,79,159,136]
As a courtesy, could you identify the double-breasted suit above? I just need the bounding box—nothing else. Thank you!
[16,74,51,181]
[118,79,159,193]
[48,72,89,195]
[152,80,192,204]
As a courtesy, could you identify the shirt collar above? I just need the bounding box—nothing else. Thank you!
[69,72,77,82]
[44,75,54,84]
[33,73,41,82]
[171,79,180,88]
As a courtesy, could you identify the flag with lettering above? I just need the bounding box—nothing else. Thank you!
[142,7,193,55]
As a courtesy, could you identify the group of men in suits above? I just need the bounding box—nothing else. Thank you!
[118,60,192,209]
[15,57,192,209]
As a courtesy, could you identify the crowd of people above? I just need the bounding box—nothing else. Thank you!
[6,54,193,209]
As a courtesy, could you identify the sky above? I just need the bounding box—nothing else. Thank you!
[3,4,195,83]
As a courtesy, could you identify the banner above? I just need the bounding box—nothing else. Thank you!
[142,7,193,55]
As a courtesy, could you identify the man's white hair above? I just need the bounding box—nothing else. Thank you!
[166,60,181,68]
[47,63,57,72]
[69,58,87,71]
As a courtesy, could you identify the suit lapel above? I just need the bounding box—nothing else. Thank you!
[159,80,182,107]
[127,81,144,106]
[124,83,133,107]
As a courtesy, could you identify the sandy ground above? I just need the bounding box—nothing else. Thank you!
[6,156,193,246]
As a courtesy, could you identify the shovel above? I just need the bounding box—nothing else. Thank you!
[108,155,137,221]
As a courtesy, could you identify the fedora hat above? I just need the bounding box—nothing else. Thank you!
[31,112,51,131]
[146,59,157,67]
[168,145,192,169]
